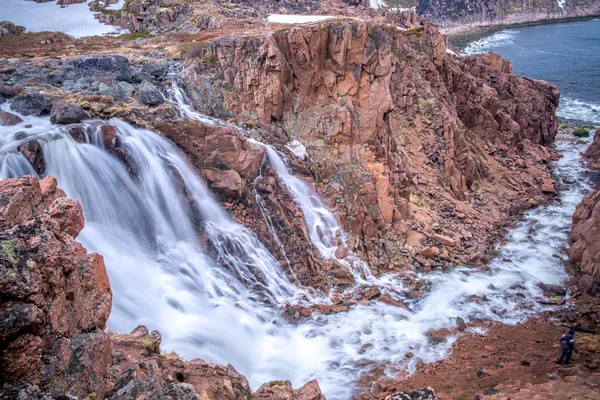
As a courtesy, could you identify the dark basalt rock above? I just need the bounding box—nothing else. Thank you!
[50,101,86,125]
[385,388,441,400]
[62,54,134,82]
[10,92,48,116]
[139,80,164,106]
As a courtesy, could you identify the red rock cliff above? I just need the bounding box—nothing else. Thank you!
[180,19,560,277]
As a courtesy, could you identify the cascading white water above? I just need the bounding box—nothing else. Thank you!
[0,99,593,399]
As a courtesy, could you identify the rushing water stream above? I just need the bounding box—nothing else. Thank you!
[1,34,597,396]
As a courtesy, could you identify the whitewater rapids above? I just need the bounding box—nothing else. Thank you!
[0,101,592,399]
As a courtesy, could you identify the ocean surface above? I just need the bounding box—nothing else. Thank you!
[463,19,600,125]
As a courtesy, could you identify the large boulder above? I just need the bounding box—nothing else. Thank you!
[50,101,86,124]
[0,21,25,37]
[10,91,48,116]
[62,54,133,81]
[139,80,164,106]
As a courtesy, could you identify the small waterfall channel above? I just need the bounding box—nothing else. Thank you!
[0,89,593,398]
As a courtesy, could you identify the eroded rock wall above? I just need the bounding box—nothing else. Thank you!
[180,19,560,276]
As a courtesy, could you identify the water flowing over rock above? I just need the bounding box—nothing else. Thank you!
[0,175,325,400]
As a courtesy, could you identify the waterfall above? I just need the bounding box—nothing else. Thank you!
[0,99,593,399]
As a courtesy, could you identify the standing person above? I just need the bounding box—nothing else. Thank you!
[556,329,577,364]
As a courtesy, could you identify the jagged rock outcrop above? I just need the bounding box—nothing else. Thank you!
[0,175,112,397]
[0,21,25,37]
[95,0,190,34]
[417,0,600,30]
[180,18,559,276]
[570,189,600,296]
[0,175,327,400]
[584,128,600,169]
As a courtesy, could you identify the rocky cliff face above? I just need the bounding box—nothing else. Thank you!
[0,175,326,400]
[570,188,600,296]
[180,18,560,279]
[417,0,600,30]
[584,128,600,168]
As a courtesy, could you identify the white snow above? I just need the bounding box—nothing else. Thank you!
[285,140,308,161]
[106,0,125,10]
[446,48,457,55]
[267,14,335,24]
[557,0,566,10]
[370,0,387,9]
[0,0,121,38]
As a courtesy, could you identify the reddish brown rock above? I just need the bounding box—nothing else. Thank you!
[0,175,112,398]
[181,17,559,279]
[0,110,23,126]
[157,119,264,199]
[570,189,600,296]
[432,234,456,248]
[585,129,600,168]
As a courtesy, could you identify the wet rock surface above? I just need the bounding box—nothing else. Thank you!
[0,176,326,400]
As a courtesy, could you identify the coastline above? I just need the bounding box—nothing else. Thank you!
[445,14,600,49]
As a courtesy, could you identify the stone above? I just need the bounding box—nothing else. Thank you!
[50,101,86,124]
[139,80,164,106]
[537,282,567,296]
[63,54,133,81]
[0,110,22,126]
[334,246,350,259]
[10,92,48,116]
[421,247,435,259]
[385,388,440,400]
[433,234,456,247]
[118,81,136,96]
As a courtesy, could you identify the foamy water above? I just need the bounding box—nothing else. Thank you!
[0,86,593,400]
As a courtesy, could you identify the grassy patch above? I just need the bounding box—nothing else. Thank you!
[268,380,287,387]
[404,27,422,36]
[117,31,152,40]
[574,127,590,138]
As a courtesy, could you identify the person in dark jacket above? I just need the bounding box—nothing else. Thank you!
[556,329,577,364]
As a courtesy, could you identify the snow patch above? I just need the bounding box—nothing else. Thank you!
[446,48,457,56]
[370,0,387,9]
[267,14,335,24]
[1,0,121,38]
[286,140,308,161]
[557,0,567,10]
